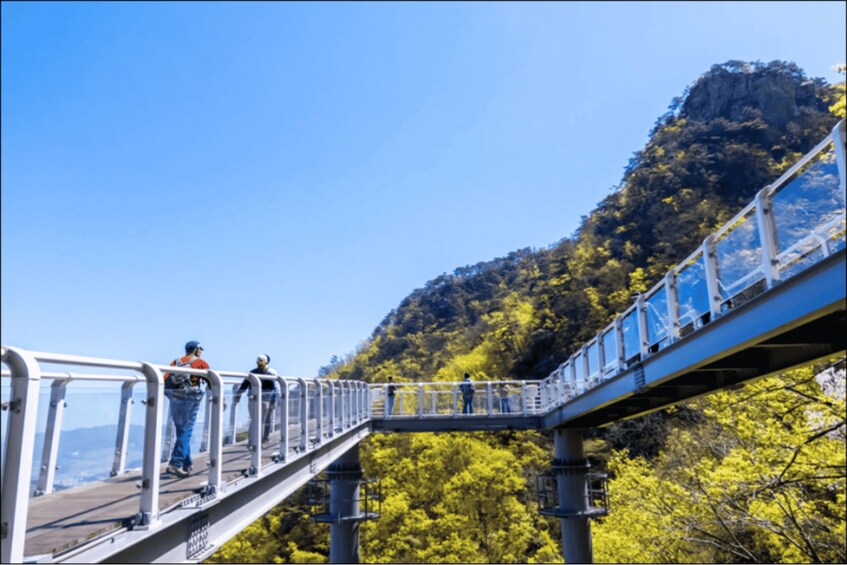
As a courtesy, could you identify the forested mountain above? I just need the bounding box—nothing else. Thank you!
[208,61,846,563]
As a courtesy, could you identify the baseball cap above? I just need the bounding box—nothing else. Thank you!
[185,340,203,353]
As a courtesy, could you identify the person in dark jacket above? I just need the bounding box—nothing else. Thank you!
[459,373,475,414]
[236,354,279,443]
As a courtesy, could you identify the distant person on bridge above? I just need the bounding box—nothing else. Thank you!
[236,354,279,444]
[499,383,511,413]
[164,340,209,478]
[386,376,397,416]
[460,373,475,414]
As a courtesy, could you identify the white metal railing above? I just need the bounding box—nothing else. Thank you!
[538,119,846,411]
[0,349,371,563]
[369,379,545,418]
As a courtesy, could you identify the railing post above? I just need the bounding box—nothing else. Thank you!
[557,366,565,401]
[595,332,606,382]
[522,382,528,416]
[226,383,240,445]
[487,382,493,416]
[315,380,323,445]
[664,271,680,344]
[199,386,212,453]
[754,186,781,289]
[327,382,335,436]
[137,362,164,529]
[702,235,722,320]
[398,388,404,417]
[112,380,136,477]
[206,370,224,495]
[635,296,649,359]
[36,378,69,495]
[277,378,289,462]
[246,373,262,475]
[298,378,308,452]
[833,120,846,199]
[614,316,625,371]
[452,383,459,416]
[418,384,424,418]
[1,347,41,564]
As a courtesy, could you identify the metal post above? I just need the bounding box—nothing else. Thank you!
[36,378,69,495]
[554,428,593,564]
[245,373,262,476]
[277,377,289,462]
[226,383,240,445]
[199,387,212,453]
[452,383,459,416]
[754,187,781,288]
[205,370,224,495]
[614,316,625,371]
[137,362,164,529]
[298,378,308,452]
[521,382,528,416]
[328,445,364,564]
[486,382,493,416]
[1,347,42,564]
[418,384,424,418]
[327,382,335,438]
[635,296,649,359]
[315,380,323,445]
[112,381,135,477]
[664,271,680,344]
[595,332,606,382]
[702,235,722,320]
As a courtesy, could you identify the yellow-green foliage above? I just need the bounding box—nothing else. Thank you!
[360,432,562,563]
[594,368,846,563]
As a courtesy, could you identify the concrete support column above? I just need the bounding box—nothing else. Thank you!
[328,445,364,563]
[554,428,592,564]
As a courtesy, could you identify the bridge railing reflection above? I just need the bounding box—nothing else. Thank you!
[541,119,845,409]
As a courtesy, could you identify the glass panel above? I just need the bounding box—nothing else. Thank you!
[825,217,847,254]
[645,286,669,348]
[602,329,617,372]
[714,208,764,301]
[587,342,599,377]
[772,144,844,265]
[621,310,640,361]
[573,353,584,380]
[676,253,708,330]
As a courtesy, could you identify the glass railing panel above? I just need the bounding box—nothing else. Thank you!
[714,207,765,305]
[771,143,844,279]
[621,309,640,363]
[587,341,600,381]
[675,252,708,336]
[825,217,847,254]
[572,352,584,380]
[645,286,670,351]
[602,328,618,375]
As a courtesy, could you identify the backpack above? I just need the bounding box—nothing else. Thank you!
[461,381,475,397]
[166,357,195,389]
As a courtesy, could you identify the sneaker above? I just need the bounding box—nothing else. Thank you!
[167,465,189,478]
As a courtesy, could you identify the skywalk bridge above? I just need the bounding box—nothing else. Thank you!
[2,120,845,564]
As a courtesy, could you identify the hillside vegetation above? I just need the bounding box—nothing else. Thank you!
[208,61,846,564]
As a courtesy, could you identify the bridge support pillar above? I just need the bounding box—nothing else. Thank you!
[328,445,364,563]
[554,428,593,564]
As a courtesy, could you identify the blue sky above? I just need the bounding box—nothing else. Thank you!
[3,1,845,377]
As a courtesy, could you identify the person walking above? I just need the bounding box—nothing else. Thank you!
[236,354,279,444]
[459,373,475,414]
[386,376,397,417]
[164,340,209,478]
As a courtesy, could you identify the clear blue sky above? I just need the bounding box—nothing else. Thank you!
[3,1,845,376]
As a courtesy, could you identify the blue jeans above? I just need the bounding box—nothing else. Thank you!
[500,398,511,413]
[387,395,395,416]
[462,397,474,414]
[166,389,203,469]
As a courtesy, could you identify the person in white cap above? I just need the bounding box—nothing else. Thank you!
[236,354,279,444]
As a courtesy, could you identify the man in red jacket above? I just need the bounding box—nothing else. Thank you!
[164,340,209,478]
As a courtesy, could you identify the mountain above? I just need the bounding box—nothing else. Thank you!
[209,61,845,563]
